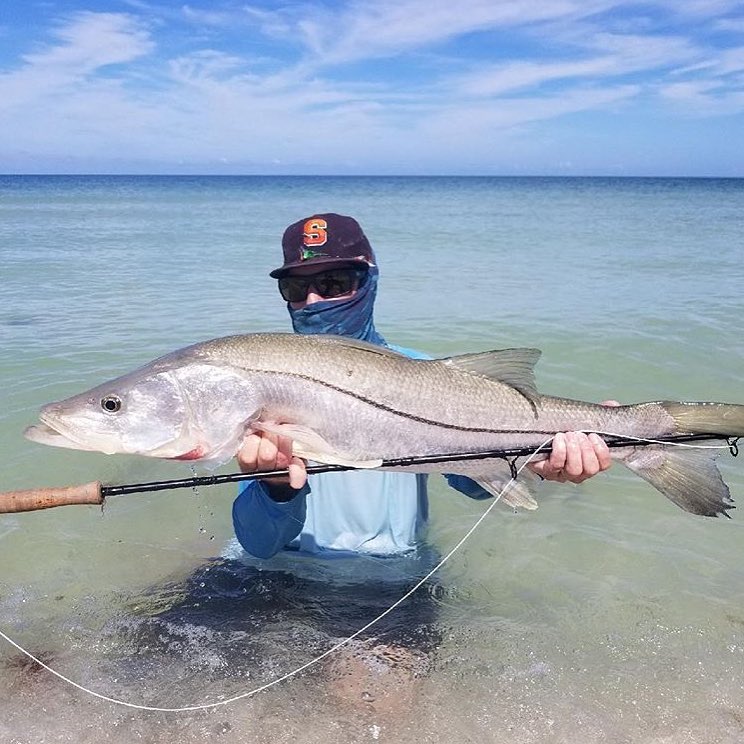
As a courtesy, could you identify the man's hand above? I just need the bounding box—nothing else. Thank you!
[527,401,620,484]
[237,431,308,490]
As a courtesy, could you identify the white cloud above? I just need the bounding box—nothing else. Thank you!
[0,3,742,173]
[660,0,744,17]
[20,11,153,72]
[455,32,702,97]
[457,59,615,97]
[713,17,744,32]
[660,78,744,115]
[662,80,720,98]
[421,84,640,135]
[660,41,744,116]
[0,12,153,111]
[180,5,238,27]
[185,4,285,26]
[168,50,252,83]
[585,32,701,66]
[294,0,620,64]
[716,46,744,75]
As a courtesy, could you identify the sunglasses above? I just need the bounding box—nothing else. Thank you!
[278,267,368,303]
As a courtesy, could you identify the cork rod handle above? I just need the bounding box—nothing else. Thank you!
[0,482,104,513]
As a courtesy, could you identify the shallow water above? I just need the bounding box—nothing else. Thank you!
[1,175,744,742]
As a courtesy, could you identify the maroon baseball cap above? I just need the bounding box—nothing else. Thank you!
[269,213,377,278]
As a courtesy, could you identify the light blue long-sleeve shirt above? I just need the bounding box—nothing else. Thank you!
[231,344,491,559]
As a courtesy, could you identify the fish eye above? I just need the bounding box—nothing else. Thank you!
[101,395,122,413]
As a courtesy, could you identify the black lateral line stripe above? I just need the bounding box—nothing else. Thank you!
[247,366,552,436]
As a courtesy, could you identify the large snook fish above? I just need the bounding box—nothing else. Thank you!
[24,333,744,517]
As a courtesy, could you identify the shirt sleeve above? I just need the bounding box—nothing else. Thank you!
[232,480,310,559]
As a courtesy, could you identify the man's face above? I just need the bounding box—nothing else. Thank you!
[278,262,367,309]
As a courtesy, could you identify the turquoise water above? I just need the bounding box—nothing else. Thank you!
[1,175,744,742]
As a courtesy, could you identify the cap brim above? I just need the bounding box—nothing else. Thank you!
[269,256,374,278]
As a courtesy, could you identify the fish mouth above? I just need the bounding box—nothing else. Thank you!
[24,412,104,452]
[24,422,101,451]
[26,410,187,458]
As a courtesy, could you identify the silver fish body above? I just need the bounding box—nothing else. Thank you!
[25,333,744,517]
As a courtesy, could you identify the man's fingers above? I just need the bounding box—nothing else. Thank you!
[590,433,613,471]
[561,432,585,478]
[237,433,262,473]
[528,433,568,481]
[287,457,308,490]
[566,433,599,482]
[275,435,296,467]
[532,431,614,483]
[238,431,298,475]
[257,431,282,470]
[547,432,567,472]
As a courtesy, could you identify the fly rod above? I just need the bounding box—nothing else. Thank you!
[0,433,737,514]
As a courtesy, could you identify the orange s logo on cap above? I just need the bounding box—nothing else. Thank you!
[303,218,328,247]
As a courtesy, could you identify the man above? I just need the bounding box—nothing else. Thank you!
[232,213,612,559]
[228,213,613,712]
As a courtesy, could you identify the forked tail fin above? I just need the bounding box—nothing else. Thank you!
[661,401,744,437]
[618,401,744,518]
[621,445,734,517]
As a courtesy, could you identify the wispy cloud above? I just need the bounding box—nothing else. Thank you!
[0,12,153,109]
[455,32,702,97]
[661,77,744,116]
[419,84,640,137]
[21,11,153,72]
[0,2,742,174]
[181,3,290,33]
[713,17,744,32]
[293,0,616,64]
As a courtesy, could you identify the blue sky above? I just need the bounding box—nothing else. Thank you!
[1,1,743,175]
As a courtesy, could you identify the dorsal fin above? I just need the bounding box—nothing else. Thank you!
[439,348,541,407]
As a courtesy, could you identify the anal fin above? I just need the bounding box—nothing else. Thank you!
[474,472,539,510]
[450,459,540,510]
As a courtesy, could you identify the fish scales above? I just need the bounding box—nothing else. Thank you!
[191,334,678,448]
[24,333,744,517]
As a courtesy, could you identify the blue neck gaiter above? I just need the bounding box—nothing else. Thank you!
[288,267,387,346]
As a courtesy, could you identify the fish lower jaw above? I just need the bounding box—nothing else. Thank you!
[24,422,114,453]
[34,414,125,455]
[32,412,69,437]
[37,413,77,441]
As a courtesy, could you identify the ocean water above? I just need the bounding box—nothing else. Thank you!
[1,175,744,743]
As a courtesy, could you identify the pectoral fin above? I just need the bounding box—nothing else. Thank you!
[253,422,383,469]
